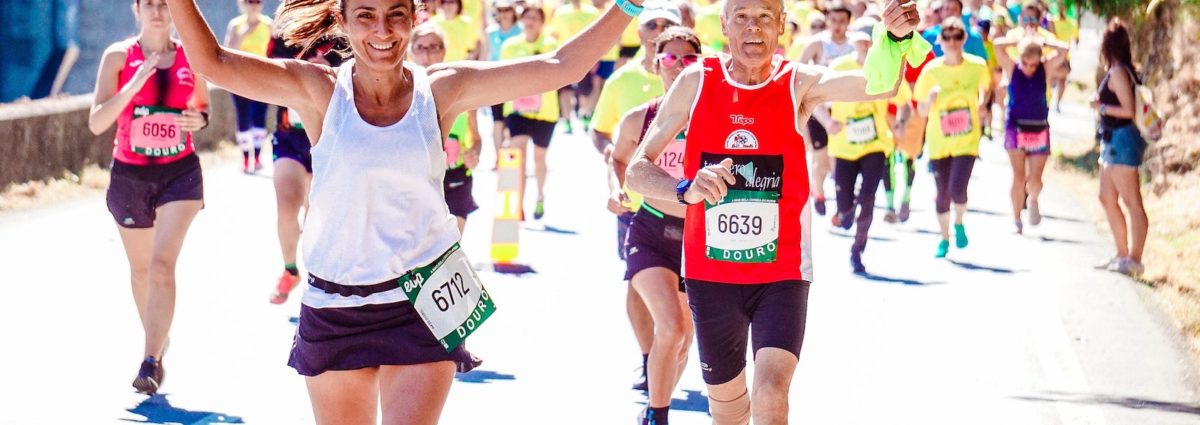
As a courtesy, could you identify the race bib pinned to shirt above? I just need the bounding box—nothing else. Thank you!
[400,243,496,352]
[939,107,973,137]
[131,106,187,157]
[701,154,784,263]
[513,95,542,114]
[655,133,687,179]
[847,114,879,144]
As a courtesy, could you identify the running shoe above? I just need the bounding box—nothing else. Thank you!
[254,159,264,173]
[1029,201,1042,226]
[1015,219,1024,235]
[563,120,574,135]
[814,197,827,216]
[832,211,853,231]
[935,240,950,258]
[883,209,898,224]
[533,200,545,220]
[850,251,866,274]
[954,224,969,248]
[1110,257,1145,276]
[637,407,667,425]
[581,115,593,131]
[132,356,163,395]
[1099,255,1123,268]
[243,157,253,174]
[898,202,911,223]
[270,271,302,305]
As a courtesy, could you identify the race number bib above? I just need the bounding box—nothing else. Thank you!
[939,107,973,137]
[705,190,781,263]
[445,137,462,167]
[131,106,186,157]
[655,135,687,179]
[846,114,878,144]
[400,244,496,352]
[1017,128,1049,149]
[513,94,542,114]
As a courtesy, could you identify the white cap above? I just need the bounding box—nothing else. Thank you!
[638,0,682,26]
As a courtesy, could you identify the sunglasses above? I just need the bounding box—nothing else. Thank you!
[413,44,445,53]
[642,20,676,32]
[657,52,699,68]
[244,0,262,4]
[496,7,515,12]
[941,31,965,41]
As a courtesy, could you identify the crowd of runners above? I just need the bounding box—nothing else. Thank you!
[88,0,1152,423]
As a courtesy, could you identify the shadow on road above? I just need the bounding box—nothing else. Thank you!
[1037,235,1083,245]
[636,389,710,414]
[525,224,579,235]
[858,272,942,286]
[826,230,895,242]
[455,369,517,384]
[124,395,244,424]
[492,263,538,275]
[1012,392,1200,415]
[947,260,1024,274]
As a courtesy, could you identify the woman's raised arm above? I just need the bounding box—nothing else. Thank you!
[429,3,638,119]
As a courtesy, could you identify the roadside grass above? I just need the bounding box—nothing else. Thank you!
[0,141,242,212]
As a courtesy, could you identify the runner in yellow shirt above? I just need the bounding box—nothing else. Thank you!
[826,32,912,273]
[432,0,482,61]
[914,19,993,258]
[693,0,724,52]
[223,0,272,173]
[500,6,558,220]
[550,0,602,133]
[1050,4,1078,112]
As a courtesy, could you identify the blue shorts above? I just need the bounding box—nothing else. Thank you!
[1100,124,1146,167]
[597,61,616,80]
[272,129,313,173]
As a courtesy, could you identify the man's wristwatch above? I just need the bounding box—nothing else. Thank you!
[676,179,693,205]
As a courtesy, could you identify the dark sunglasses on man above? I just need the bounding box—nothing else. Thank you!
[656,52,699,69]
[941,30,965,41]
[642,19,675,32]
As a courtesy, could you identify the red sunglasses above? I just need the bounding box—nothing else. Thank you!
[657,53,699,69]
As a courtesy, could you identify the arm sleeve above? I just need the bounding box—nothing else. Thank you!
[863,24,935,95]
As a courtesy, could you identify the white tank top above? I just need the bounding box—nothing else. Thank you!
[819,32,855,66]
[302,60,459,308]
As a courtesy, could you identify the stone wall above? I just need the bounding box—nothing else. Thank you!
[0,89,243,189]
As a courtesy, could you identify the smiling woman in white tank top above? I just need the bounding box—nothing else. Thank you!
[163,0,647,422]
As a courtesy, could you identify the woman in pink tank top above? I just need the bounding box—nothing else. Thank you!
[87,0,209,395]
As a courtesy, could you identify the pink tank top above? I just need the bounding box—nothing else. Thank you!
[114,40,199,165]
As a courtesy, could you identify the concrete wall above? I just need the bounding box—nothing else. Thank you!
[63,0,283,95]
[0,89,246,189]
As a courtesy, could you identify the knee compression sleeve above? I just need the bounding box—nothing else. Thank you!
[710,389,750,425]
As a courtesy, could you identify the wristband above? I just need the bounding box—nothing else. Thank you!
[616,0,643,18]
[200,111,210,130]
[887,31,914,42]
[1099,104,1108,116]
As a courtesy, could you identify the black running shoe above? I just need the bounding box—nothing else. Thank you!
[814,198,827,216]
[851,251,866,275]
[132,356,162,394]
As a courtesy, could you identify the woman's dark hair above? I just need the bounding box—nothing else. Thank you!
[1101,18,1137,78]
[654,26,701,54]
[277,0,423,56]
[519,5,545,21]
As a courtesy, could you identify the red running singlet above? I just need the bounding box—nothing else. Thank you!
[114,39,199,165]
[682,56,813,284]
